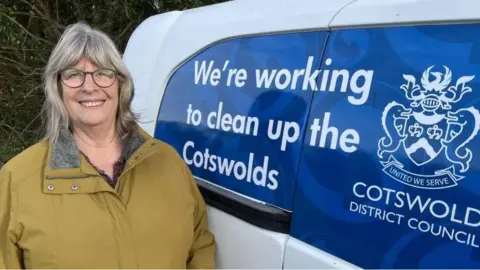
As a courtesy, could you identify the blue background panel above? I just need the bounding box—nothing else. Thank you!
[291,24,480,269]
[154,31,328,210]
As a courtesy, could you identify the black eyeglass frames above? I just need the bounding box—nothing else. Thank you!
[60,68,118,88]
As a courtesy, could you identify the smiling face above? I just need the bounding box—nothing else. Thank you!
[60,57,119,130]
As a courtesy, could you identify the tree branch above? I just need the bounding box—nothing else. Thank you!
[23,84,44,98]
[0,55,34,73]
[35,0,63,34]
[0,10,55,45]
[0,46,49,52]
[0,123,26,144]
[56,0,59,27]
[114,20,134,42]
[19,112,42,137]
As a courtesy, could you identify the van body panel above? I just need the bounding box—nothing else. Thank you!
[207,205,288,269]
[122,11,182,135]
[331,0,480,28]
[284,237,360,269]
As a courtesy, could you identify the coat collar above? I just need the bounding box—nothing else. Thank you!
[44,125,151,179]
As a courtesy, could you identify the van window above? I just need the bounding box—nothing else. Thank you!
[154,31,329,213]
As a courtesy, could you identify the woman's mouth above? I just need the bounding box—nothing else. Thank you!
[79,100,106,107]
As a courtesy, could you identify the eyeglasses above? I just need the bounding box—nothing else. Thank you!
[60,68,117,88]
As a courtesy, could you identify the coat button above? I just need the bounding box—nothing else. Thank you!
[47,184,55,191]
[71,184,79,191]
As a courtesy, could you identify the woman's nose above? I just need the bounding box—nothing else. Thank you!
[82,73,96,91]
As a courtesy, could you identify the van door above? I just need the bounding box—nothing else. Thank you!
[285,11,480,270]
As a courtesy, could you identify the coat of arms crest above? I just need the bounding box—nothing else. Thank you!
[377,65,480,189]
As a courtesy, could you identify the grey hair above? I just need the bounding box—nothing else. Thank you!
[41,21,138,143]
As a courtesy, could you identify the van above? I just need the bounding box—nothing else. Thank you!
[122,0,480,268]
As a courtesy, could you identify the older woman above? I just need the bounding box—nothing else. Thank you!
[0,22,215,269]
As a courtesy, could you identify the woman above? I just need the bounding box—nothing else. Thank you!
[0,22,215,269]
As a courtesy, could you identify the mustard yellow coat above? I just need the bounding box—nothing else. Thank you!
[0,127,215,269]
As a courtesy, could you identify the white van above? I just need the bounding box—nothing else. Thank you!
[123,0,480,268]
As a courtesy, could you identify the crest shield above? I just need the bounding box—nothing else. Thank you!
[403,115,449,166]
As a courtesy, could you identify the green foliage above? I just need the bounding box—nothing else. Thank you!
[0,0,228,166]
